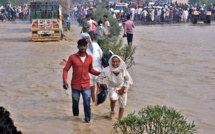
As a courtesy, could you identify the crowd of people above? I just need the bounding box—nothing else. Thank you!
[0,3,29,22]
[71,2,135,47]
[108,2,215,24]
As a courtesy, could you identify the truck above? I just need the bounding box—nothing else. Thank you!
[192,10,211,24]
[30,0,70,41]
[114,3,128,13]
[127,0,143,8]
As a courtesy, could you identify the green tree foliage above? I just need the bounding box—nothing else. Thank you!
[0,0,31,6]
[0,0,11,6]
[10,0,31,6]
[114,105,196,134]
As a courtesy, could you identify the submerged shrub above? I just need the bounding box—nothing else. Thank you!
[113,105,196,134]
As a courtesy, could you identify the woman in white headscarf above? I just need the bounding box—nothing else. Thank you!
[97,55,133,120]
[81,32,103,105]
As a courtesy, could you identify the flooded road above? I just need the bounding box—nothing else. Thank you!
[0,20,215,134]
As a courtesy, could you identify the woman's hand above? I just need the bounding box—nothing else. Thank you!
[97,82,100,88]
[118,87,126,95]
[97,82,102,94]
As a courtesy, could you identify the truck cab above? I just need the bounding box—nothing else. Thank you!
[114,3,128,13]
[30,1,64,41]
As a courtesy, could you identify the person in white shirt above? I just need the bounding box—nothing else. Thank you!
[138,8,142,20]
[87,18,97,41]
[111,10,117,19]
[130,7,135,21]
[183,9,188,23]
[84,7,88,15]
[157,8,161,22]
[134,7,138,20]
[142,9,148,23]
[81,33,103,105]
[103,15,110,35]
[151,8,155,21]
[97,55,133,120]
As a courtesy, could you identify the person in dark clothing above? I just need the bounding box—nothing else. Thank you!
[178,10,182,23]
[173,9,177,24]
[188,7,193,22]
[80,14,90,34]
[161,9,165,22]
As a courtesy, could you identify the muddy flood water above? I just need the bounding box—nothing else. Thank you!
[0,20,215,134]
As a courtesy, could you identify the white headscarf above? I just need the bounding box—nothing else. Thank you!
[110,55,133,85]
[81,32,94,53]
[98,55,133,86]
[108,55,127,73]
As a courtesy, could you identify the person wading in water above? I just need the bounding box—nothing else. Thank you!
[63,39,101,123]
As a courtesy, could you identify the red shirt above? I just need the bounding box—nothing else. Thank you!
[63,52,100,90]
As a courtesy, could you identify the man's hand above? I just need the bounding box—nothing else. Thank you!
[63,81,69,90]
[60,59,67,66]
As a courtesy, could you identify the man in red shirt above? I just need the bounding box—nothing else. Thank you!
[63,39,100,123]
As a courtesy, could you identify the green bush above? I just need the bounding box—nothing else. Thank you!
[113,105,196,134]
[0,0,11,6]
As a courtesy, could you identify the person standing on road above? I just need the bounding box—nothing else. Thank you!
[183,8,188,23]
[80,14,90,34]
[142,9,148,23]
[130,7,135,21]
[87,16,97,41]
[157,8,161,22]
[117,10,123,21]
[103,15,110,36]
[124,15,135,47]
[63,39,101,123]
[94,20,107,46]
[151,8,155,22]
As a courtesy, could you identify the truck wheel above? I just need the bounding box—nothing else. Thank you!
[206,15,211,24]
[193,16,197,24]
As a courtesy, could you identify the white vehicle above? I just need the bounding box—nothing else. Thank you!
[108,1,115,6]
[148,0,156,6]
[153,6,163,9]
[114,3,128,13]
